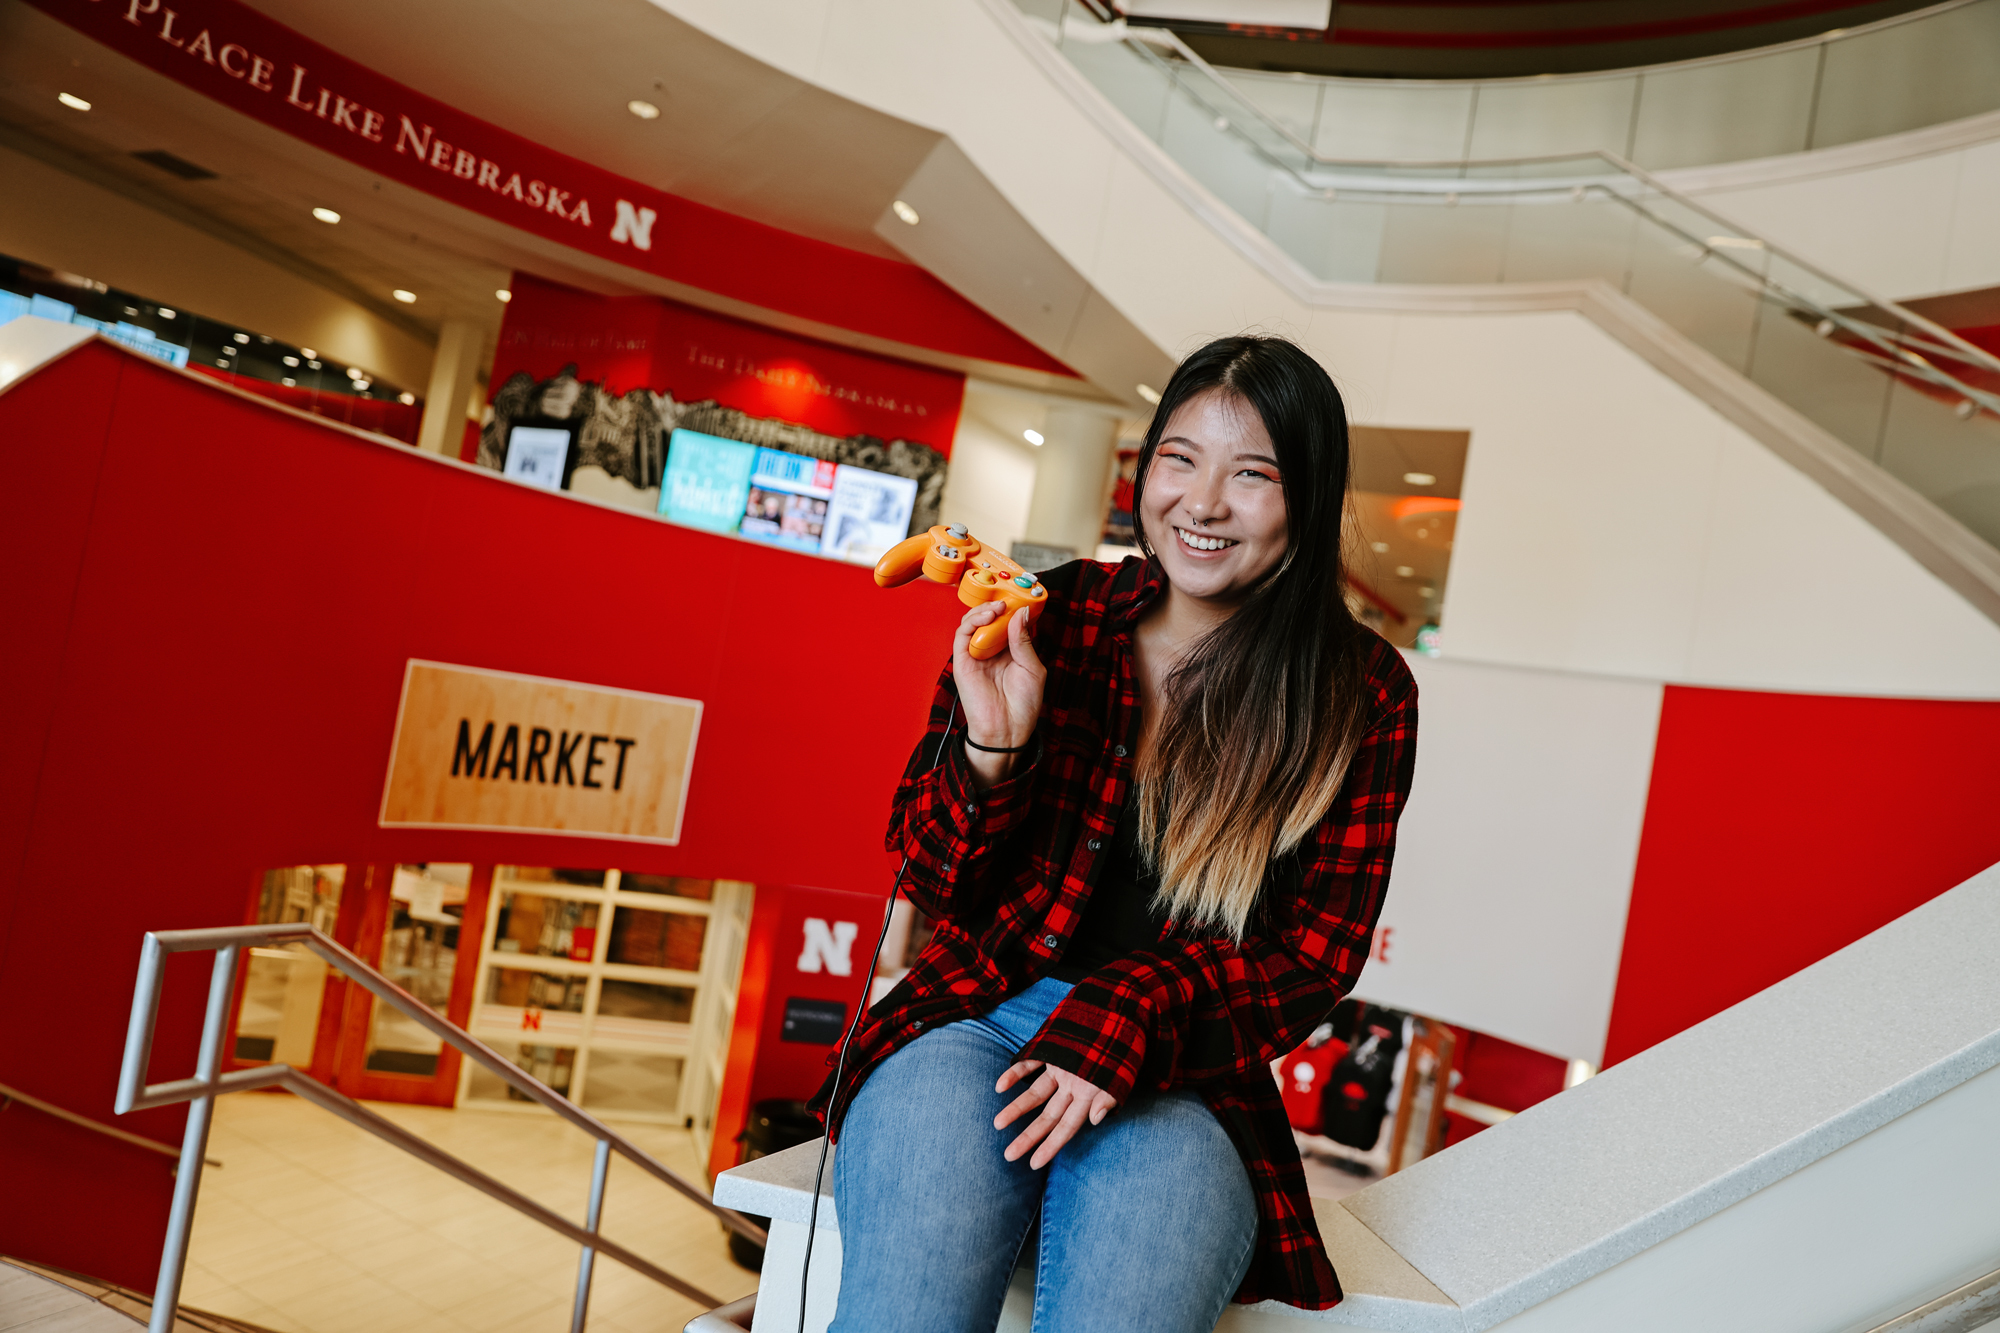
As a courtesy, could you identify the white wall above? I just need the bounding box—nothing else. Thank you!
[1661,114,2000,302]
[942,386,1041,556]
[1360,655,1660,1064]
[1378,308,2000,698]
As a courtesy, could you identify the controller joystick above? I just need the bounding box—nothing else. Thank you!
[875,524,1051,659]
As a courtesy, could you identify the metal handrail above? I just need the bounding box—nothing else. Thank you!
[116,923,767,1333]
[1085,16,2000,396]
[0,1080,220,1168]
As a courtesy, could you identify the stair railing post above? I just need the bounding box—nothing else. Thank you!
[571,1137,613,1333]
[147,943,239,1333]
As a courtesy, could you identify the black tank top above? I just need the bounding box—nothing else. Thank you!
[1049,816,1164,983]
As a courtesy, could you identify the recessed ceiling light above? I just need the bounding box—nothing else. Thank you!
[281,377,296,387]
[1136,384,1161,405]
[1371,541,1389,553]
[282,355,299,367]
[398,391,416,405]
[57,92,91,112]
[627,99,661,120]
[346,366,365,380]
[354,379,371,391]
[312,207,341,224]
[1403,471,1436,486]
[157,308,177,319]
[1396,565,1415,577]
[392,289,416,303]
[891,199,919,226]
[1023,429,1044,446]
[232,332,249,344]
[495,289,512,303]
[307,360,321,369]
[300,347,316,358]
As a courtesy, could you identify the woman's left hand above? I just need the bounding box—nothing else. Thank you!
[993,1060,1118,1169]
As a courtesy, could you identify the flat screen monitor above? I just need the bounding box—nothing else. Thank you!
[659,428,758,533]
[740,447,838,554]
[502,422,579,492]
[821,465,920,563]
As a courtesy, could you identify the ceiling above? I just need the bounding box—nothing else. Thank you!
[0,0,1147,400]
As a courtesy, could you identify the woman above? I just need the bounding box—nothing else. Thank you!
[817,335,1419,1332]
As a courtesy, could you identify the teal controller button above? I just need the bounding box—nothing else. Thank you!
[1013,575,1034,588]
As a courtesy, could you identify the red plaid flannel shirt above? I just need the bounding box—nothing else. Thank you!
[816,555,1418,1309]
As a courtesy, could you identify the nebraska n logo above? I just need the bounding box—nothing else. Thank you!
[796,918,859,976]
[611,199,657,251]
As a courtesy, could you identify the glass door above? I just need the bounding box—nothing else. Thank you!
[464,868,752,1127]
[336,863,492,1105]
[229,865,349,1082]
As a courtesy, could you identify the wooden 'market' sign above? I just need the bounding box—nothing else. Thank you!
[379,660,701,843]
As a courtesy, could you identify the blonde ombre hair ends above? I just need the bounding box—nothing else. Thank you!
[1129,337,1374,940]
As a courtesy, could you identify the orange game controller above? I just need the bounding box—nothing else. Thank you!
[874,523,1051,660]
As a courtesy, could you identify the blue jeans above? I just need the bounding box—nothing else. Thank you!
[830,978,1258,1333]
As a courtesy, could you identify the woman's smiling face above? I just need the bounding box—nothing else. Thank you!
[1139,389,1290,606]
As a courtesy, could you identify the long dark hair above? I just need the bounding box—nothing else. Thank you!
[1131,335,1372,938]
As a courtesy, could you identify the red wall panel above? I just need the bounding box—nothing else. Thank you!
[0,343,955,1285]
[1603,684,2000,1066]
[492,274,968,456]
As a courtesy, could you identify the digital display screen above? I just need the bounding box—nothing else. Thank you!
[659,428,757,532]
[821,465,920,563]
[503,424,575,491]
[780,996,847,1045]
[739,448,837,554]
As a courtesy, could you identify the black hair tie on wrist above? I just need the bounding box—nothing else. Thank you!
[964,733,1033,754]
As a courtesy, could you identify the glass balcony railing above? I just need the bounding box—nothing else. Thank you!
[1018,4,2000,550]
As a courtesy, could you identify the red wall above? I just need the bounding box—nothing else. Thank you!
[1603,684,2000,1065]
[709,883,887,1181]
[0,343,957,1286]
[494,275,966,456]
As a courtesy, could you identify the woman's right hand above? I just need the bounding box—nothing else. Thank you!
[953,602,1045,790]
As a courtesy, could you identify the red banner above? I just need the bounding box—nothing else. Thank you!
[493,274,964,455]
[25,0,1071,375]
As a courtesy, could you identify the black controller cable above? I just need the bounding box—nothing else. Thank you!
[798,698,959,1333]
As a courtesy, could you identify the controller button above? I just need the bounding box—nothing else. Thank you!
[937,545,960,559]
[946,524,969,540]
[1012,575,1033,588]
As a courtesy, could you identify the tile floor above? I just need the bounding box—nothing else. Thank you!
[180,1093,758,1333]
